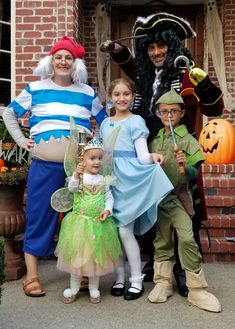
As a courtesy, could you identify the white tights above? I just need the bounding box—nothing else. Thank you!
[69,274,100,298]
[114,222,144,292]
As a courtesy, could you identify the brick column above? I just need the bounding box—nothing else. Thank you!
[201,163,235,262]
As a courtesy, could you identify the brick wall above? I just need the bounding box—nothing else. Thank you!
[201,164,235,262]
[15,0,83,94]
[223,0,235,101]
[15,0,99,94]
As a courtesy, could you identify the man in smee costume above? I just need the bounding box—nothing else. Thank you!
[100,12,223,297]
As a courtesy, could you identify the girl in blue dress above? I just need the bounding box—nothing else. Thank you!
[100,78,173,300]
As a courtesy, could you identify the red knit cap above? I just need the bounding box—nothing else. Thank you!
[49,36,85,58]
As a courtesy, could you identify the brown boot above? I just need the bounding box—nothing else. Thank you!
[148,261,173,303]
[186,269,221,313]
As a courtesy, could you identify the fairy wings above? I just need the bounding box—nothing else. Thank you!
[51,116,120,212]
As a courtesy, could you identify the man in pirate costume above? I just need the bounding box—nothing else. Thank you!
[100,12,224,297]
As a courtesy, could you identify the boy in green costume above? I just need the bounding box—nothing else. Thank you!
[148,88,221,313]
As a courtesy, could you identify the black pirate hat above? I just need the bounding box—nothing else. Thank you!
[133,12,196,41]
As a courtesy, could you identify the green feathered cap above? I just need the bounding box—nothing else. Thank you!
[156,88,184,105]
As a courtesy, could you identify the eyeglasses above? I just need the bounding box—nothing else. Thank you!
[157,109,183,116]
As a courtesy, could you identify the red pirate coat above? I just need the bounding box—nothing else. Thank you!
[111,47,224,136]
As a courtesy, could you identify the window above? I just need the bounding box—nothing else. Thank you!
[0,0,11,111]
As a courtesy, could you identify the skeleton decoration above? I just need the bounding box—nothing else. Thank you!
[93,3,111,104]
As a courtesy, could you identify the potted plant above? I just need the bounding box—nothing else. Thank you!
[0,119,30,178]
[0,118,29,280]
[0,121,16,151]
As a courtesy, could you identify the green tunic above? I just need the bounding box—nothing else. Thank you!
[150,124,204,188]
[150,124,204,272]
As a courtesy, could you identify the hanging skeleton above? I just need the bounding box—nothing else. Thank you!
[93,3,111,105]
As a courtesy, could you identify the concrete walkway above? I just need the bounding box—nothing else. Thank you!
[1,260,235,329]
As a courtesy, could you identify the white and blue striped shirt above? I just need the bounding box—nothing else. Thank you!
[7,78,107,144]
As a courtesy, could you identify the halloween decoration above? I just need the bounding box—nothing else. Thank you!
[0,159,5,170]
[199,118,235,164]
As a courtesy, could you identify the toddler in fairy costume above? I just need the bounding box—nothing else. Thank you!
[54,136,121,304]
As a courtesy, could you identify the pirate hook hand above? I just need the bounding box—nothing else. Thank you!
[100,40,115,52]
[189,67,208,87]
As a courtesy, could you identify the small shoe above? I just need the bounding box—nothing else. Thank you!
[173,264,188,297]
[178,285,189,297]
[110,282,125,297]
[124,286,144,301]
[63,294,79,304]
[143,268,154,282]
[90,296,101,304]
[63,288,79,304]
[80,277,89,292]
[142,260,154,282]
[23,277,45,297]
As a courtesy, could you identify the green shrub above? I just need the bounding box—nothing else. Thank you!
[0,237,5,303]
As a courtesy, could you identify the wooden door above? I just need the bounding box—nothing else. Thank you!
[110,5,204,135]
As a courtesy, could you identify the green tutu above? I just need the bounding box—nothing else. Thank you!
[55,185,121,277]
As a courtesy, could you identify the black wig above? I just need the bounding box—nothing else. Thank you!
[135,29,193,116]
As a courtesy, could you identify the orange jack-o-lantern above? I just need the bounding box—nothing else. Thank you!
[199,118,235,164]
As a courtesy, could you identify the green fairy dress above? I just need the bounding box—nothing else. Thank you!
[55,174,121,277]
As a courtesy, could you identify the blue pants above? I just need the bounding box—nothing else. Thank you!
[23,159,66,257]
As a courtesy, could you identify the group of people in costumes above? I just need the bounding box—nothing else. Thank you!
[2,12,223,312]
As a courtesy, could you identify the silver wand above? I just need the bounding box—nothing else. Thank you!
[168,117,185,175]
[77,128,87,192]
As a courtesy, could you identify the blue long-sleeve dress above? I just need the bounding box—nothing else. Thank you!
[100,115,173,235]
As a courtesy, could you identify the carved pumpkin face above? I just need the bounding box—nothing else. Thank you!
[199,118,235,164]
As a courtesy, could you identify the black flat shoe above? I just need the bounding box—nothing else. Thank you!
[110,282,125,297]
[142,260,154,282]
[173,264,188,297]
[124,286,144,301]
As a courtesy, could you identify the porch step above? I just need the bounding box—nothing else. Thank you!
[200,214,235,238]
[200,214,235,262]
[201,237,235,262]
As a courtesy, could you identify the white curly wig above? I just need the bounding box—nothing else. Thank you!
[33,55,88,84]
